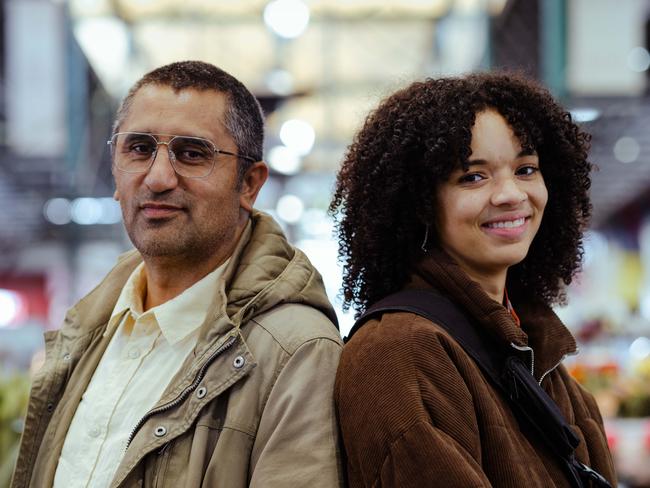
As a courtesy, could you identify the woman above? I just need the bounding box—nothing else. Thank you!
[330,73,616,487]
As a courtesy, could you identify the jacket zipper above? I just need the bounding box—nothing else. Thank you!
[509,343,534,376]
[537,349,579,386]
[511,343,579,386]
[125,334,238,449]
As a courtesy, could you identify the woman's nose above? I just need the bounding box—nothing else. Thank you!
[491,177,527,206]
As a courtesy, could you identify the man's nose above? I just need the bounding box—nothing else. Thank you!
[491,177,527,206]
[143,144,178,192]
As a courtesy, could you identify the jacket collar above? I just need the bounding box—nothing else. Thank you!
[60,210,337,346]
[413,249,577,379]
[59,249,143,338]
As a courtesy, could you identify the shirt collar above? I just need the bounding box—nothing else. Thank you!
[107,259,229,345]
[503,289,521,327]
[107,263,146,335]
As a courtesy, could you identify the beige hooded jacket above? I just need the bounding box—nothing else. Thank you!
[12,211,344,488]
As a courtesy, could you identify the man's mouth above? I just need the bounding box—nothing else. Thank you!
[140,203,184,218]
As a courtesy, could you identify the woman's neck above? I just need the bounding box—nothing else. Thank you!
[458,266,507,304]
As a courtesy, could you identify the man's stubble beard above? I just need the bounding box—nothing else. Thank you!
[122,198,240,264]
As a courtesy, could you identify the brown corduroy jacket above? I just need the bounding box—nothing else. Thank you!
[335,251,616,487]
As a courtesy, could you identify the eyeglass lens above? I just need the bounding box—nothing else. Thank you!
[112,133,216,178]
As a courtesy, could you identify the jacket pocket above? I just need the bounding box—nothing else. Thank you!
[142,424,224,488]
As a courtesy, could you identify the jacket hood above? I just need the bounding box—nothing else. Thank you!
[60,210,338,341]
[224,210,338,328]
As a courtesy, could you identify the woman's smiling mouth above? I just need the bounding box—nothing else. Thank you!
[484,217,526,229]
[481,215,530,238]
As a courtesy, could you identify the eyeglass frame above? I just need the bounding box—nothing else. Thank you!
[107,131,258,179]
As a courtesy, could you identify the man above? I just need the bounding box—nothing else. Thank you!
[12,61,343,488]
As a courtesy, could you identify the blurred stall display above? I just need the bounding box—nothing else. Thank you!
[605,418,650,487]
[560,215,650,486]
[568,345,650,419]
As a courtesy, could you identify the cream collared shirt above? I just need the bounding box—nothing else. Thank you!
[53,259,228,488]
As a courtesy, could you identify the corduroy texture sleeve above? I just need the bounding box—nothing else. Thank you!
[376,421,491,487]
[335,313,492,488]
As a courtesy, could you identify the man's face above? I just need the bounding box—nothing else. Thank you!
[113,85,261,265]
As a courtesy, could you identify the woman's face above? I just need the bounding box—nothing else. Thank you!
[436,109,548,283]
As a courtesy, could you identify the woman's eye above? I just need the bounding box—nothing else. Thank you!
[458,173,484,184]
[516,165,540,176]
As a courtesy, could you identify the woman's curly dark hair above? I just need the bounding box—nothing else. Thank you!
[329,72,592,315]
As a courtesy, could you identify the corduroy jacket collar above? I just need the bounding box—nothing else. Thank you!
[412,249,578,381]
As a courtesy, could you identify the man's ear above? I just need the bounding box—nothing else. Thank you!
[239,161,269,213]
[111,163,120,201]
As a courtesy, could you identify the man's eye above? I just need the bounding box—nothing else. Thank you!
[124,139,155,155]
[131,143,154,154]
[180,148,208,159]
[174,143,212,162]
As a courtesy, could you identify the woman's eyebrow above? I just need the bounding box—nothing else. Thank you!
[467,150,538,165]
[465,159,488,166]
[518,148,538,157]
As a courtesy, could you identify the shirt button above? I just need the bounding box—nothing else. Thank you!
[233,355,245,369]
[128,347,141,359]
[89,427,101,438]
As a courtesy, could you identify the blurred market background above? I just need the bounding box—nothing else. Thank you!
[1,0,650,485]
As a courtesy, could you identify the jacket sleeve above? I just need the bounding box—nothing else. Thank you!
[373,420,491,487]
[335,314,492,488]
[249,337,344,487]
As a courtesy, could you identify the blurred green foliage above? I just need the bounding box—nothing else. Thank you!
[0,373,30,488]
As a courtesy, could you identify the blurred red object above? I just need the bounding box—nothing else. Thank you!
[0,273,48,328]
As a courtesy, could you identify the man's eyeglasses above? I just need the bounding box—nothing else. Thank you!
[107,132,257,179]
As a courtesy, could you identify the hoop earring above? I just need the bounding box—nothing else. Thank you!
[421,224,430,253]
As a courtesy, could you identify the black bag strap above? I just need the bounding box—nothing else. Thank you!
[349,289,612,488]
[347,289,506,376]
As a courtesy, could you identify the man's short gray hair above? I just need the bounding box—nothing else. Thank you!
[113,60,264,182]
